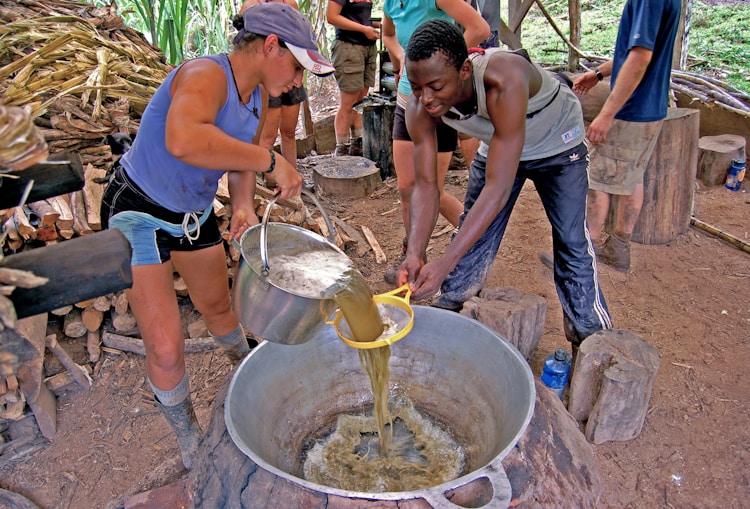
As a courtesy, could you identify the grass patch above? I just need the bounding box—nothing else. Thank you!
[519,0,750,94]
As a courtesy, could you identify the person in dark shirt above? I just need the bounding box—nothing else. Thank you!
[327,0,380,156]
[576,0,681,272]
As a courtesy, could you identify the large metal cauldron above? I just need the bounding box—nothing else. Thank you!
[225,306,535,508]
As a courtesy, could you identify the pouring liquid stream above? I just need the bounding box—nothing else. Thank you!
[331,269,392,454]
[302,270,464,492]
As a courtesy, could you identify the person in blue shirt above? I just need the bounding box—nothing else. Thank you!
[575,0,681,272]
[99,3,333,470]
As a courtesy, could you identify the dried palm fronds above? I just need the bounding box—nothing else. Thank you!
[0,104,48,172]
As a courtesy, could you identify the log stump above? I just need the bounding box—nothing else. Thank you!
[459,287,547,360]
[696,134,746,186]
[361,97,396,179]
[310,155,382,199]
[185,375,600,508]
[568,329,661,445]
[607,107,701,245]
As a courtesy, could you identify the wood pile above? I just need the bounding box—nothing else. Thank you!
[0,0,389,404]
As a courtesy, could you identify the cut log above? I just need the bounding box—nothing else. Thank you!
[362,98,396,179]
[81,306,104,331]
[45,363,93,393]
[13,207,36,241]
[26,382,56,439]
[48,195,74,230]
[86,329,101,363]
[568,329,661,445]
[331,216,370,257]
[92,295,112,312]
[27,200,59,229]
[0,229,133,319]
[459,287,547,360]
[82,164,107,230]
[361,225,386,263]
[696,134,746,186]
[607,108,701,245]
[45,334,92,388]
[112,291,129,315]
[70,190,93,236]
[112,309,138,333]
[101,331,219,356]
[63,309,87,338]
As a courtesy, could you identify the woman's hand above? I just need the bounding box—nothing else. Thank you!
[267,150,302,200]
[229,202,259,241]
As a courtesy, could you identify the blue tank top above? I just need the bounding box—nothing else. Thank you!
[121,54,261,213]
[384,0,452,97]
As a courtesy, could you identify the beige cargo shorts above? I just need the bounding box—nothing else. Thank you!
[588,118,664,195]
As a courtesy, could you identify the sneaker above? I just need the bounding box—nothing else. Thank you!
[597,233,630,272]
[335,144,350,157]
[349,137,363,157]
[538,250,553,269]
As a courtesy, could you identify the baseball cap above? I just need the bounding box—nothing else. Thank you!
[239,3,334,77]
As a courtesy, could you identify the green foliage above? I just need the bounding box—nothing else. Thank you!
[519,0,750,94]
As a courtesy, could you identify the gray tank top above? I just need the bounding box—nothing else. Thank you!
[441,48,584,161]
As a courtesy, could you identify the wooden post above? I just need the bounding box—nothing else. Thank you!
[362,101,395,179]
[607,108,701,245]
[568,0,581,72]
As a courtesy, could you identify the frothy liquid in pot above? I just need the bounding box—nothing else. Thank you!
[262,249,355,298]
[303,396,464,492]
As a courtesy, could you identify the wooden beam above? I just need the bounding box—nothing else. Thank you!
[0,229,133,318]
[0,152,84,209]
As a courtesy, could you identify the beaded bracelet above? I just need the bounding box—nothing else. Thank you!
[266,148,276,174]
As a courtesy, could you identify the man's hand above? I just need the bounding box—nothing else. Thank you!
[408,260,450,301]
[586,114,614,146]
[573,72,599,96]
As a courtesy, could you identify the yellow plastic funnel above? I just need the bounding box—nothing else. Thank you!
[329,284,414,349]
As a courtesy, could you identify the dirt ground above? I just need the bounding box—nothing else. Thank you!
[1,82,749,508]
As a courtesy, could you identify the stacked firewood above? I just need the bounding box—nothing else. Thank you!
[0,0,378,385]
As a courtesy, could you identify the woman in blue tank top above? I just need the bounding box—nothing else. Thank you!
[99,2,333,470]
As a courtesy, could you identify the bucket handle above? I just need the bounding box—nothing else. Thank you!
[418,458,512,509]
[260,188,338,276]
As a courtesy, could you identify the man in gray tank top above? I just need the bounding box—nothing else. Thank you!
[396,19,612,350]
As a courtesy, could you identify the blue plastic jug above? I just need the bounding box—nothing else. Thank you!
[725,158,746,191]
[540,348,572,399]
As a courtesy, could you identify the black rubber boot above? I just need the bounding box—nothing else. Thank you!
[155,395,202,470]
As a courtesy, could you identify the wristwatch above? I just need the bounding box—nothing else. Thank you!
[594,68,604,81]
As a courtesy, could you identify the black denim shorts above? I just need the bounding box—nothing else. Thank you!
[101,165,222,264]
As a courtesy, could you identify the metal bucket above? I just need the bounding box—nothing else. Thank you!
[231,189,350,345]
[225,306,535,508]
